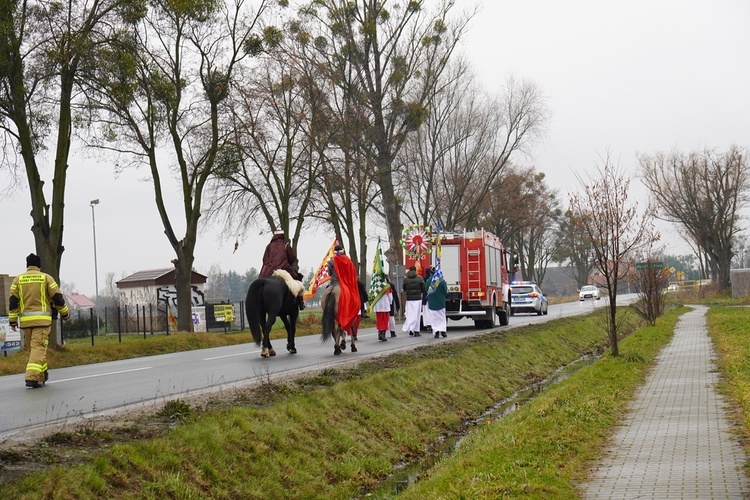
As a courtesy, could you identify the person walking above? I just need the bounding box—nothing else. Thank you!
[259,230,306,310]
[387,278,400,338]
[372,286,393,341]
[422,266,433,334]
[426,269,448,338]
[401,265,426,337]
[8,253,70,388]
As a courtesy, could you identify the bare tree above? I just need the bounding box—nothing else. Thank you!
[639,146,749,289]
[0,0,133,347]
[553,210,595,289]
[86,0,273,331]
[208,48,320,252]
[398,74,548,231]
[569,156,658,356]
[297,0,472,269]
[630,257,670,326]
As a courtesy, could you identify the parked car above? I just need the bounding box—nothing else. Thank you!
[579,285,601,301]
[510,281,549,316]
[667,282,679,292]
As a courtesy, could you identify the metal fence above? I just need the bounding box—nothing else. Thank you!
[61,301,246,345]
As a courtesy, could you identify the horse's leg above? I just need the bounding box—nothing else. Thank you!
[264,312,277,357]
[281,316,297,354]
[350,325,357,353]
[333,325,342,355]
[338,325,347,351]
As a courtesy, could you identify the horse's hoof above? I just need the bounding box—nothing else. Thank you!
[287,345,297,354]
[351,345,357,353]
[269,348,276,356]
[334,348,341,355]
[340,342,346,351]
[261,347,269,358]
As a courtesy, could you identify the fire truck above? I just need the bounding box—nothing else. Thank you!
[405,229,515,328]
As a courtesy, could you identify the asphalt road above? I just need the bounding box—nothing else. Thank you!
[0,296,622,443]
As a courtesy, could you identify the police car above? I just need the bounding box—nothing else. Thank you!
[510,281,549,316]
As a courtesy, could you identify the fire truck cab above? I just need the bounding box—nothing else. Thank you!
[405,229,514,329]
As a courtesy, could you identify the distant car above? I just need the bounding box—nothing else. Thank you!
[510,281,549,316]
[667,283,679,292]
[579,285,601,301]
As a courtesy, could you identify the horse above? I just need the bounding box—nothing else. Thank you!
[245,276,299,358]
[321,280,366,355]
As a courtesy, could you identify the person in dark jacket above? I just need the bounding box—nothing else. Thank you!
[259,230,305,309]
[401,265,426,336]
[387,278,400,337]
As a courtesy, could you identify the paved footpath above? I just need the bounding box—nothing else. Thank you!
[582,305,749,499]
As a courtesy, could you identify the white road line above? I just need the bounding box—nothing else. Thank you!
[47,366,152,384]
[203,351,258,361]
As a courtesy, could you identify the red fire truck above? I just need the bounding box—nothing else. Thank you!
[405,229,515,328]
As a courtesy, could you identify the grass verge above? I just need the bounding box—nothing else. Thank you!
[707,306,750,464]
[0,308,685,498]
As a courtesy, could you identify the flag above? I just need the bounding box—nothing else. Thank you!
[303,239,338,300]
[368,238,391,311]
[428,220,444,296]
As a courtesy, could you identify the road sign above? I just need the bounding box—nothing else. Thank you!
[636,261,664,270]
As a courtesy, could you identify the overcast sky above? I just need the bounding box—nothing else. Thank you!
[1,0,749,297]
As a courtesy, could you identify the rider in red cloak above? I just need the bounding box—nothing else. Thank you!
[325,246,360,332]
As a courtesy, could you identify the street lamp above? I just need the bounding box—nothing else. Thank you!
[90,199,100,335]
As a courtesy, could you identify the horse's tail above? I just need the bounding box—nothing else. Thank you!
[321,291,336,342]
[245,280,263,345]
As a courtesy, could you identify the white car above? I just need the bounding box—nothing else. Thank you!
[510,281,549,316]
[579,285,601,301]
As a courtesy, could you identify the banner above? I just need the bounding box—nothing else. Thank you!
[0,316,21,351]
[427,220,444,296]
[303,239,338,300]
[368,237,391,311]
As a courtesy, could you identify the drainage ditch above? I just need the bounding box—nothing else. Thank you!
[358,352,601,498]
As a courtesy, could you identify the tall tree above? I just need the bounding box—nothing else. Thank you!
[553,210,595,289]
[569,157,658,356]
[298,0,471,268]
[639,146,749,289]
[87,0,273,331]
[0,0,136,346]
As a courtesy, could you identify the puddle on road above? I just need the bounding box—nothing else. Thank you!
[358,353,600,498]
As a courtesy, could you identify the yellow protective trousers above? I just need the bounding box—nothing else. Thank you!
[23,326,50,383]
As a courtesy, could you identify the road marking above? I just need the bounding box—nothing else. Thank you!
[203,351,258,361]
[47,367,152,384]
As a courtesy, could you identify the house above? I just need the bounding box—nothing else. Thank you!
[66,293,96,311]
[116,268,207,311]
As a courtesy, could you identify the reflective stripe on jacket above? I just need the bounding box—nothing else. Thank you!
[9,266,69,328]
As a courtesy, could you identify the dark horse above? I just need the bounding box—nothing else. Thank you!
[245,277,299,358]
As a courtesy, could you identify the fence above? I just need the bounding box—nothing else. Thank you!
[61,301,246,345]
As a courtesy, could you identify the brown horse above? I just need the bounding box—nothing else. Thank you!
[321,283,363,355]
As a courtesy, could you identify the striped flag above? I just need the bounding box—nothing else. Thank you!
[368,237,391,311]
[303,239,338,300]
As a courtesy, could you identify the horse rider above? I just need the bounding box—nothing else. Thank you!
[321,245,360,334]
[259,230,306,310]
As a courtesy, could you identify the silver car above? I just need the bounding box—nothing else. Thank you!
[510,281,549,316]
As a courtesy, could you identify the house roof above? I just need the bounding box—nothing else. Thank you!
[67,293,95,308]
[116,268,207,288]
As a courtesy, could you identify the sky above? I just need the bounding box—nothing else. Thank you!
[1,0,749,297]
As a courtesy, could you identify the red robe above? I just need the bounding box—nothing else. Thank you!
[333,255,360,332]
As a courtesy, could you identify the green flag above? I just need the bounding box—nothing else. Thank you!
[368,238,391,312]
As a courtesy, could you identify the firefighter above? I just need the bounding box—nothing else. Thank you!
[8,253,70,388]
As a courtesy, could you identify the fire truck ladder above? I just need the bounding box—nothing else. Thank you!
[467,249,482,298]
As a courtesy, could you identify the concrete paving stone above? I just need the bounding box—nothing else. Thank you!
[580,306,749,499]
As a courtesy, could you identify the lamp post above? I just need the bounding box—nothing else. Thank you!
[90,199,100,335]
